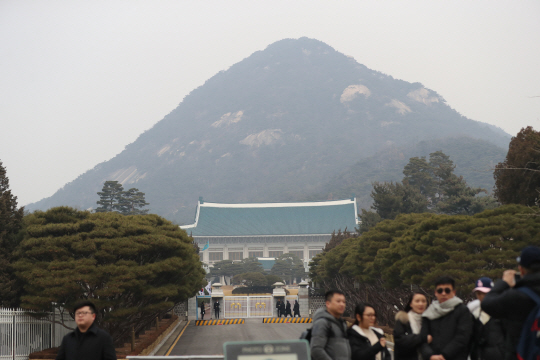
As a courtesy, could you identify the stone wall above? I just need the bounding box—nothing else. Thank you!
[308,296,326,317]
[173,300,188,319]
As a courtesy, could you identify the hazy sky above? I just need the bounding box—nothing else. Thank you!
[1,0,539,207]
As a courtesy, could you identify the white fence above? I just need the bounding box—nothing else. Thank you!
[0,308,75,360]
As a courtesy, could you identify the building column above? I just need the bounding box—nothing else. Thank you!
[298,281,309,318]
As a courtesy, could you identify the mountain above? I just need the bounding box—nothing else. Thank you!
[26,37,510,224]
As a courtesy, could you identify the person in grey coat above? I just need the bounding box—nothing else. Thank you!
[311,290,351,360]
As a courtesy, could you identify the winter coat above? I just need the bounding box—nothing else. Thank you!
[56,323,116,360]
[482,272,540,360]
[419,303,473,360]
[310,308,351,360]
[393,311,429,360]
[294,302,300,313]
[469,308,505,360]
[348,324,391,360]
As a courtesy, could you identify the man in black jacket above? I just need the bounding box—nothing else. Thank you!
[482,246,540,360]
[420,276,473,360]
[56,301,116,360]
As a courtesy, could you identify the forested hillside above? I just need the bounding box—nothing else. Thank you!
[314,136,507,211]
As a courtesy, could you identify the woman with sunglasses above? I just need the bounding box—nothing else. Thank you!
[393,292,432,360]
[347,303,391,360]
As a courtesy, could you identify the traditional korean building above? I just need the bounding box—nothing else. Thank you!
[181,197,359,265]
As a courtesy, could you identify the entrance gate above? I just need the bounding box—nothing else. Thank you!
[223,296,273,318]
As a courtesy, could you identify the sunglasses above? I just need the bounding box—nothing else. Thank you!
[436,287,452,294]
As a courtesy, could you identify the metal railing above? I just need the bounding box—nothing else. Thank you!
[0,308,75,360]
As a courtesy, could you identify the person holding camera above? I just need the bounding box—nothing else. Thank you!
[482,246,540,360]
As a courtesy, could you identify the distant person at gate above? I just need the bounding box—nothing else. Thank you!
[214,301,220,319]
[56,300,116,360]
[200,301,205,320]
[293,300,300,317]
[311,290,351,360]
[276,299,282,317]
[286,300,292,317]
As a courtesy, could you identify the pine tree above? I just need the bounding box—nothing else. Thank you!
[120,188,149,215]
[494,126,540,206]
[96,181,150,215]
[0,160,25,307]
[13,207,205,342]
[95,181,124,212]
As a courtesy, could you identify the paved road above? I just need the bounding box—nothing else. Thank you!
[168,319,310,355]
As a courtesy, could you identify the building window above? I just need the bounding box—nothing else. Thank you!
[209,252,223,261]
[289,251,304,260]
[229,252,243,261]
[249,251,263,258]
[199,253,204,262]
[309,250,322,259]
[268,251,283,258]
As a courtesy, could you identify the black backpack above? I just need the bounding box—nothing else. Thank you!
[516,287,540,360]
[299,319,335,344]
[300,327,312,343]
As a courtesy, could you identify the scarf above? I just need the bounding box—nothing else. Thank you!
[408,310,423,334]
[471,304,491,325]
[422,296,463,320]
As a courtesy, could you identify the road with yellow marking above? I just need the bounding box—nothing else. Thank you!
[167,318,310,355]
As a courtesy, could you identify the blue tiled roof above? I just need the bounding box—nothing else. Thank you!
[182,199,358,236]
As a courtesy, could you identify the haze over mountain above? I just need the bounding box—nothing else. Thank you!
[27,37,510,224]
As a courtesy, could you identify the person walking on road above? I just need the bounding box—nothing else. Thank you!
[420,276,473,360]
[285,300,292,317]
[311,290,351,360]
[56,300,116,360]
[280,300,286,318]
[393,292,432,360]
[482,246,540,360]
[348,302,391,360]
[468,277,505,360]
[293,300,300,317]
[214,300,220,319]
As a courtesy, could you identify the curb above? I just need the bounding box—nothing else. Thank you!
[195,319,245,326]
[262,318,312,324]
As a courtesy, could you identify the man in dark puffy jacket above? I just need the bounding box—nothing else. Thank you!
[467,277,505,360]
[420,276,473,360]
[311,290,351,360]
[482,246,540,360]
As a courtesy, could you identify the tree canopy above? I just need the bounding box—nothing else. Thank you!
[359,151,498,233]
[13,207,205,342]
[494,126,540,206]
[270,253,306,284]
[310,204,540,325]
[0,160,25,307]
[209,258,265,279]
